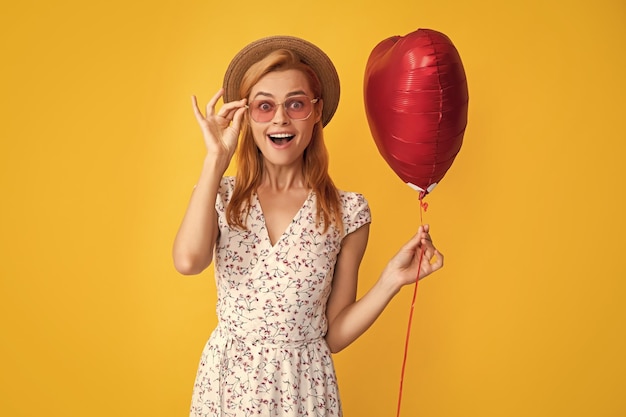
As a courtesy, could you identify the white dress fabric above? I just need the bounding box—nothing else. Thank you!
[190,176,371,417]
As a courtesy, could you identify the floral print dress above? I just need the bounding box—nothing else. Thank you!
[190,177,371,417]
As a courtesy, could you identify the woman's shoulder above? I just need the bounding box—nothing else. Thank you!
[337,189,369,208]
[336,188,371,232]
[220,176,236,188]
[217,176,236,204]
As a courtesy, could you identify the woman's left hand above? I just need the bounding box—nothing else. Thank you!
[382,225,444,289]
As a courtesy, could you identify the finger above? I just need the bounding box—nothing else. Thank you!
[416,224,431,241]
[210,99,248,126]
[230,100,247,132]
[206,88,224,116]
[191,95,205,121]
[419,249,443,280]
[402,229,424,253]
[417,223,430,239]
[219,98,248,115]
[431,250,444,271]
[420,241,435,262]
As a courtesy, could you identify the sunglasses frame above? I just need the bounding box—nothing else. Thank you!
[246,96,319,123]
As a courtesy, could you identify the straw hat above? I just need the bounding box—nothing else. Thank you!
[223,35,340,126]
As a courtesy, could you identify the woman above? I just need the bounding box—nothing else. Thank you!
[173,35,443,417]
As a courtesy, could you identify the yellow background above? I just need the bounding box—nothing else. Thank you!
[1,0,625,416]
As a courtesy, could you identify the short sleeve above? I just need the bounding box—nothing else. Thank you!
[340,191,371,236]
[215,177,235,228]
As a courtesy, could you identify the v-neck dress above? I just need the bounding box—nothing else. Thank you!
[190,176,371,417]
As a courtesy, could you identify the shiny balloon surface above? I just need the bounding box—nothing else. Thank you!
[364,28,469,195]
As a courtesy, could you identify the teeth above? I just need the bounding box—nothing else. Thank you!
[269,133,294,139]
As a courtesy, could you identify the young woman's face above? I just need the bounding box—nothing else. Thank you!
[247,69,322,168]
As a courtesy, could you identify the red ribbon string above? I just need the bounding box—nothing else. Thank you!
[396,195,427,417]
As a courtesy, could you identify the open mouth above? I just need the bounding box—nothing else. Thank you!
[268,133,295,145]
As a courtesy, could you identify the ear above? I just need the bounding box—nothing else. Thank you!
[315,98,324,124]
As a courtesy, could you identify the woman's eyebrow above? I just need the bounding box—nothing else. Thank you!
[252,91,274,99]
[251,90,309,100]
[286,90,308,97]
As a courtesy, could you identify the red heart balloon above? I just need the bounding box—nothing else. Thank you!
[364,28,469,196]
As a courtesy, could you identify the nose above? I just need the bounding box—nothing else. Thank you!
[271,103,290,125]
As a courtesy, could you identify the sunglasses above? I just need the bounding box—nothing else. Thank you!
[246,95,319,123]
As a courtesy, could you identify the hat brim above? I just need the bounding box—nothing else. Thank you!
[223,36,340,127]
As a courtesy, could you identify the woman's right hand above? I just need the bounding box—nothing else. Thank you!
[191,88,247,161]
[174,89,246,275]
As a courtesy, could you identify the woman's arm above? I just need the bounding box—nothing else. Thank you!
[172,90,247,275]
[324,225,443,353]
[172,157,227,275]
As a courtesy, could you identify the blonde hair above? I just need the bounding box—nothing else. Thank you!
[226,49,341,233]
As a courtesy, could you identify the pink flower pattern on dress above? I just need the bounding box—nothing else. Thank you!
[190,177,371,417]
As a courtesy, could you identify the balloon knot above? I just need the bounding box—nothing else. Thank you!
[418,192,428,212]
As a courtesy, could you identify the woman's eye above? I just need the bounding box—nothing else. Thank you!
[258,102,274,112]
[288,100,305,110]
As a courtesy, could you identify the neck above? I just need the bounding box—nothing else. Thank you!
[259,163,307,192]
